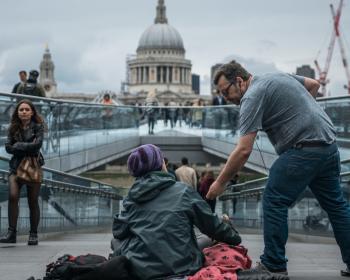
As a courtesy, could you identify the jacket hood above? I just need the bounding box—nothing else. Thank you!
[26,78,37,84]
[128,171,176,203]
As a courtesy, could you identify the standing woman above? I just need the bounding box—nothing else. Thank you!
[0,99,45,245]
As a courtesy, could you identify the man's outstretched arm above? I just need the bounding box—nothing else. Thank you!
[206,132,257,199]
[303,77,320,98]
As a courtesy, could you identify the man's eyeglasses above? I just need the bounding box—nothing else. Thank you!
[221,82,234,97]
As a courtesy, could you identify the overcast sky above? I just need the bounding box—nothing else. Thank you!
[1,0,350,96]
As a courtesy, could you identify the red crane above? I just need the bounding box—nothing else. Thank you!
[314,0,350,96]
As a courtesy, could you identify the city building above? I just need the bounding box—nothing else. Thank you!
[296,65,315,79]
[119,0,206,105]
[192,74,200,95]
[36,1,211,104]
[39,45,57,98]
[210,63,223,95]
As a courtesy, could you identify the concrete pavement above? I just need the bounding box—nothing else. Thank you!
[0,231,346,280]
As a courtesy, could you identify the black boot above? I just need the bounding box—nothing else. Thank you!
[0,228,17,243]
[28,232,38,246]
[341,264,350,277]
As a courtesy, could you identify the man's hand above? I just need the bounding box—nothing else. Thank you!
[206,180,226,200]
[206,132,257,200]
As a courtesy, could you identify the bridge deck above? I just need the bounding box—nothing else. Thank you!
[0,231,345,280]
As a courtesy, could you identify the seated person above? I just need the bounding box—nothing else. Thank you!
[112,144,241,280]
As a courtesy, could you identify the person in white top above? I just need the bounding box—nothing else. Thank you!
[175,157,197,189]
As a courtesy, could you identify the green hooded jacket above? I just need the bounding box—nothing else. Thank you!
[113,171,241,280]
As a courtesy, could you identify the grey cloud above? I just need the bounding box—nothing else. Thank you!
[0,0,349,96]
[256,40,278,54]
[222,55,279,74]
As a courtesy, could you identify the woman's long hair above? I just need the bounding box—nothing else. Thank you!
[9,99,45,137]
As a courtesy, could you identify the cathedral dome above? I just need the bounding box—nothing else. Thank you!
[137,23,184,52]
[137,0,185,52]
[127,0,192,99]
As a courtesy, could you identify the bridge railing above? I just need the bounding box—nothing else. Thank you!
[1,92,350,235]
[0,92,139,160]
[218,160,350,236]
[0,156,123,234]
[1,93,350,161]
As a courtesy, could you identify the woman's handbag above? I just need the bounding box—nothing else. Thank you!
[16,153,43,184]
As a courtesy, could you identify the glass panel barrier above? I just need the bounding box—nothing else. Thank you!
[137,105,203,136]
[0,156,122,234]
[219,169,350,236]
[2,94,350,165]
[319,96,350,160]
[0,93,139,161]
[1,92,350,237]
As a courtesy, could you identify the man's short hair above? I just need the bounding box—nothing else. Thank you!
[19,70,27,75]
[213,60,251,85]
[181,157,189,165]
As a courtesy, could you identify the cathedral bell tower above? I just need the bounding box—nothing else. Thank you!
[39,45,57,97]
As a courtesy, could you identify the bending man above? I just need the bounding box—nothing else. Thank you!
[206,60,350,277]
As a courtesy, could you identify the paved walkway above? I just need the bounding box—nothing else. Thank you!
[0,231,346,280]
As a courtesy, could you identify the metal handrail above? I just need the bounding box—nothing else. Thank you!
[0,169,122,200]
[226,177,268,190]
[220,164,350,201]
[0,155,121,191]
[223,157,350,192]
[316,94,350,102]
[2,91,348,109]
[0,92,221,109]
[0,92,137,108]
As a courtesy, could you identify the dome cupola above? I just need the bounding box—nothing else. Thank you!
[137,0,185,52]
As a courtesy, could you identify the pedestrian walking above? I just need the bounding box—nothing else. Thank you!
[101,93,114,130]
[175,157,197,189]
[12,70,27,93]
[16,70,46,97]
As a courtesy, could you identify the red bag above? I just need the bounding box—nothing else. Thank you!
[188,243,252,280]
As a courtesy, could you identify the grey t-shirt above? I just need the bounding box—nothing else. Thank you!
[239,72,336,155]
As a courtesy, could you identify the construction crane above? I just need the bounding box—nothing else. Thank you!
[331,2,350,95]
[314,0,350,96]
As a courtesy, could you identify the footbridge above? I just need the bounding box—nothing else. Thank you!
[0,92,350,279]
[1,93,350,174]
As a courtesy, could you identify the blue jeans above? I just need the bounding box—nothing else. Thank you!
[260,143,350,270]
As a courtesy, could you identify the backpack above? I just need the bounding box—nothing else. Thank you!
[42,254,131,280]
[22,82,37,96]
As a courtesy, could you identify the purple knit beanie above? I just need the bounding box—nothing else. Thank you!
[127,144,164,177]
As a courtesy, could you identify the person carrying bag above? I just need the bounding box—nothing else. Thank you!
[0,99,45,246]
[16,141,43,184]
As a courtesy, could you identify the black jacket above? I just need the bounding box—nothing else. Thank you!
[16,80,46,97]
[12,82,22,93]
[113,171,241,280]
[212,95,227,106]
[5,121,45,174]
